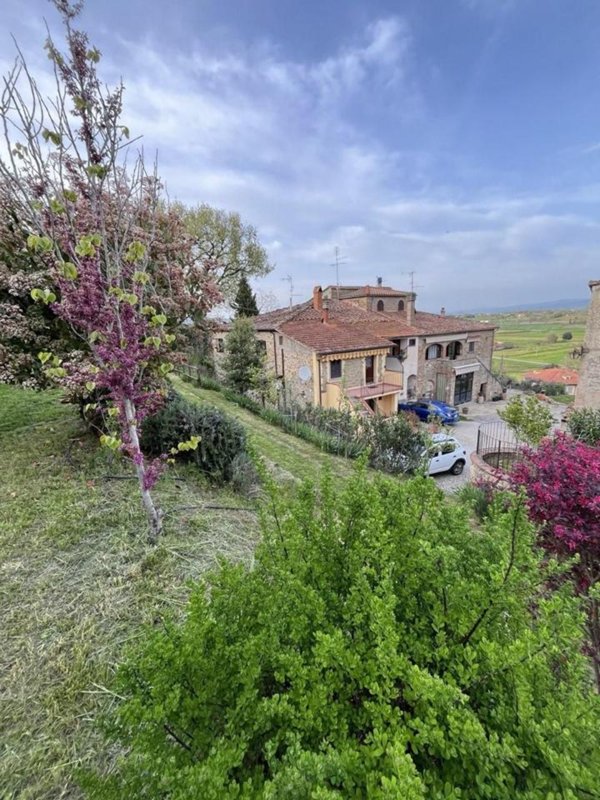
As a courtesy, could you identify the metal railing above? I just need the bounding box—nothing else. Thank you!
[476,420,523,471]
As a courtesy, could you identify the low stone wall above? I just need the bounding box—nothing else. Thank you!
[470,451,510,489]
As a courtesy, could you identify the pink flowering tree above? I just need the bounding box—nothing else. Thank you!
[509,432,600,688]
[0,1,217,541]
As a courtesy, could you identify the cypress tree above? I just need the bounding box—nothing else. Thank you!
[234,275,259,317]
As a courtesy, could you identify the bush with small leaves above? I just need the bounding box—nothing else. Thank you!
[567,407,600,447]
[141,392,248,484]
[562,331,573,341]
[85,471,600,799]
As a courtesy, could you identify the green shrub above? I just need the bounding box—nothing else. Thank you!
[562,331,573,341]
[87,472,600,798]
[567,407,600,446]
[141,392,249,484]
[193,375,427,472]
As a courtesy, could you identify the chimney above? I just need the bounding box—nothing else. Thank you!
[376,276,383,286]
[312,285,323,311]
[440,307,446,317]
[406,293,415,325]
[322,299,330,324]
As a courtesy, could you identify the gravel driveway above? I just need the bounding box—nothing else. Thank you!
[433,391,567,493]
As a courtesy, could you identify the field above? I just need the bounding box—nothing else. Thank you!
[477,308,588,381]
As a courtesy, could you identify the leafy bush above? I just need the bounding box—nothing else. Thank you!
[87,472,600,798]
[141,392,248,484]
[562,331,573,340]
[498,394,553,445]
[567,407,600,446]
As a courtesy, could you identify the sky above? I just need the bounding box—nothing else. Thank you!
[2,0,600,313]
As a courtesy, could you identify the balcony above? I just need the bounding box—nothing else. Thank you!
[346,381,401,400]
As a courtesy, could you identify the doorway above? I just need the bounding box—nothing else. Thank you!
[454,372,474,404]
[365,356,375,384]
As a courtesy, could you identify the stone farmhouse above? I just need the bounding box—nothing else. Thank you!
[213,282,498,415]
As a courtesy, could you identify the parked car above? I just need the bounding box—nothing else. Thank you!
[426,434,467,476]
[398,399,459,425]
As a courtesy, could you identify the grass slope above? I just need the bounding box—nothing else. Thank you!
[173,376,355,482]
[0,385,259,799]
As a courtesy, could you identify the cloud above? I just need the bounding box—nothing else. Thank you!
[0,6,597,314]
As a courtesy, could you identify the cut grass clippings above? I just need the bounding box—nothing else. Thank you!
[0,385,259,799]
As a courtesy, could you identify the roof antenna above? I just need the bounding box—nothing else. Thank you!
[282,274,300,309]
[330,246,347,300]
[401,270,423,293]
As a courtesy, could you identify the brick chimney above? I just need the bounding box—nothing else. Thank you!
[322,299,330,323]
[376,276,383,286]
[313,285,323,311]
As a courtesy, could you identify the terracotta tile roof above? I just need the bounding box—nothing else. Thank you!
[249,294,496,353]
[344,285,409,298]
[280,320,395,355]
[409,312,496,335]
[523,368,579,385]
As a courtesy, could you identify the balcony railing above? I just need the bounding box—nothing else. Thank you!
[346,382,401,400]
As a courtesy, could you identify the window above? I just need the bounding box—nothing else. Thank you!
[468,341,475,353]
[425,344,442,360]
[376,300,385,312]
[216,338,224,353]
[365,355,375,383]
[398,300,405,311]
[257,340,267,353]
[330,360,342,379]
[408,338,416,347]
[440,441,457,455]
[446,341,462,360]
[279,335,284,345]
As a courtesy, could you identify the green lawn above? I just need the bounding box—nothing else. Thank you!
[172,376,355,483]
[487,312,586,380]
[0,385,259,799]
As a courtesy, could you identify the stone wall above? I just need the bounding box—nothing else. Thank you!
[574,280,600,410]
[416,330,496,403]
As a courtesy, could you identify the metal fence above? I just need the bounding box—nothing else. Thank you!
[476,420,523,471]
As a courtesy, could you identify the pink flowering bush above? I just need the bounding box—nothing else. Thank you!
[509,432,600,687]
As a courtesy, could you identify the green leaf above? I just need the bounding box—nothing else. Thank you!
[124,241,147,263]
[59,261,78,280]
[85,381,96,393]
[37,351,52,364]
[133,271,150,285]
[151,313,167,326]
[42,129,62,146]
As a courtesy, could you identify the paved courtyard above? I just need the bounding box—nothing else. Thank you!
[433,391,568,493]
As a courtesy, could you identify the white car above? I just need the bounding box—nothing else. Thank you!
[426,434,467,476]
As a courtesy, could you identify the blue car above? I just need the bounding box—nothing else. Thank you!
[398,399,459,425]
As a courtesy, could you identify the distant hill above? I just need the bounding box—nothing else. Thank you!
[453,298,589,315]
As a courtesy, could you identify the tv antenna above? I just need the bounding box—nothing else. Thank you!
[282,274,300,309]
[330,246,347,300]
[401,270,423,293]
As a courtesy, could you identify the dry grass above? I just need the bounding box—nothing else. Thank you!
[0,386,259,799]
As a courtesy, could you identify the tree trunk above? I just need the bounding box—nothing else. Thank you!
[124,398,163,544]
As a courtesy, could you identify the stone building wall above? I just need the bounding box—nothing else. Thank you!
[416,330,495,403]
[575,280,600,409]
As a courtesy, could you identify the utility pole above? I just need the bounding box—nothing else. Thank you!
[330,246,347,300]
